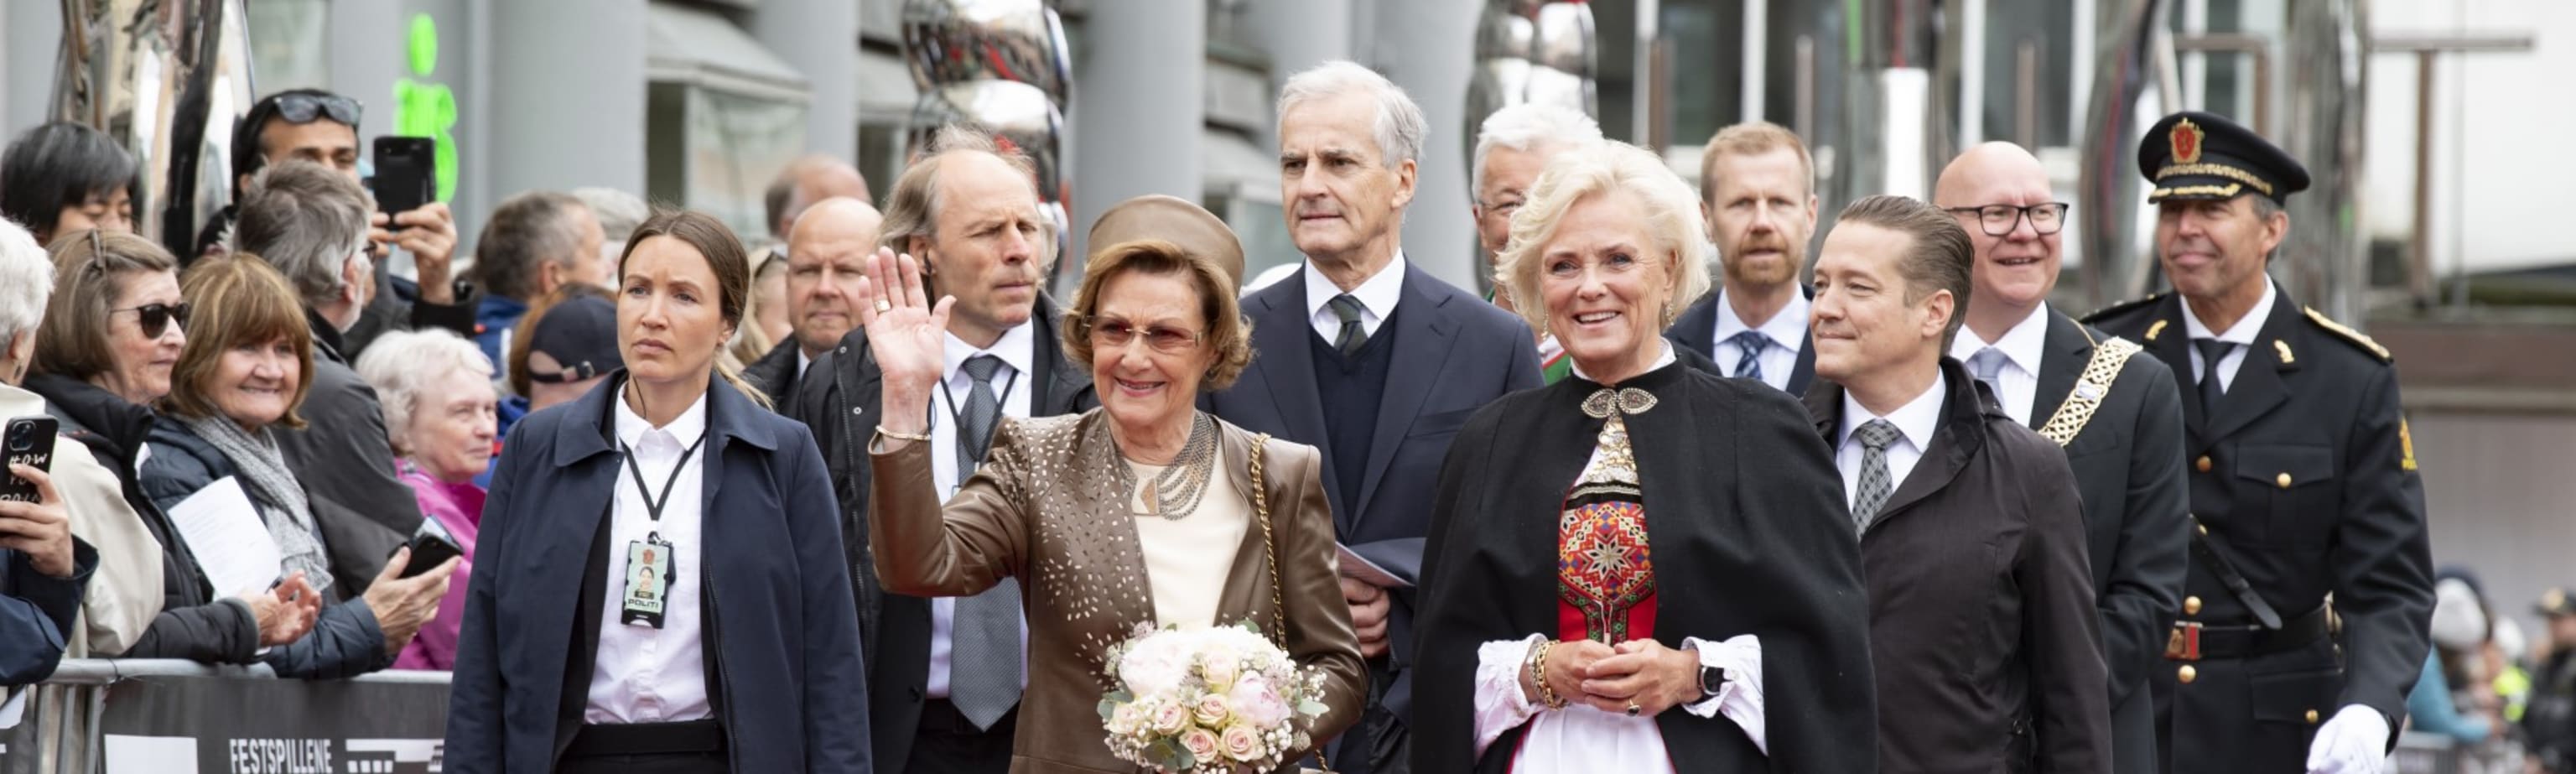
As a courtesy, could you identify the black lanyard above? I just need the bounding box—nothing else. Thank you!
[931,367,1021,467]
[622,433,709,523]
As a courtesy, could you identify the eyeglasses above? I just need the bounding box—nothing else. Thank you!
[262,92,362,127]
[1084,317,1203,354]
[1478,198,1524,218]
[1942,202,2072,236]
[110,303,190,339]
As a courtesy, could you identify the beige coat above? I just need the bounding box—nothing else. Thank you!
[871,409,1365,773]
[1,383,159,657]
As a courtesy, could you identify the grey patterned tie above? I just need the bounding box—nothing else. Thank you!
[1327,293,1369,356]
[1851,418,1903,532]
[949,354,1023,730]
[1725,330,1770,382]
[1968,346,2009,408]
[2194,339,2239,414]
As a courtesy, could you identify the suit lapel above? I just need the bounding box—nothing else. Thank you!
[2201,293,2301,443]
[1786,329,1818,396]
[1870,369,1982,527]
[1353,267,1460,521]
[1249,276,1341,515]
[1665,293,1720,359]
[1029,296,1093,415]
[2030,311,2094,431]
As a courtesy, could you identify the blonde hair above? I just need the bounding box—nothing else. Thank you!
[1698,121,1815,202]
[1493,141,1714,339]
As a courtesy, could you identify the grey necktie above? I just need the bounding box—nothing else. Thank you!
[1851,418,1903,532]
[1967,346,2009,408]
[949,354,1023,730]
[1725,330,1770,382]
[1327,293,1369,356]
[2193,339,2239,413]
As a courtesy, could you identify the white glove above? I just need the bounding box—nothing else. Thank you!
[2304,704,2391,774]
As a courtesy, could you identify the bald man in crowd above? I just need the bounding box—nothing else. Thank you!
[1935,142,2189,774]
[746,197,883,406]
[767,154,874,242]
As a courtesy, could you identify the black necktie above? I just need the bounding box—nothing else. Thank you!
[2194,339,2239,413]
[1328,293,1368,356]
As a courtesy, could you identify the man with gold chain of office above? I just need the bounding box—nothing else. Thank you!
[2085,111,2434,774]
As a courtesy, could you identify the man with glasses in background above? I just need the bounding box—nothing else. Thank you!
[1936,142,2190,774]
[197,89,475,357]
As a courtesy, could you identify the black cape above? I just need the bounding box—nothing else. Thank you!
[1414,356,1877,772]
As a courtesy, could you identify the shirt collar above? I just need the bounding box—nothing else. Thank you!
[1950,302,2052,374]
[943,320,1037,383]
[1838,370,1947,453]
[1567,340,1679,383]
[2180,276,2277,345]
[1711,286,1810,350]
[613,382,710,451]
[797,349,813,379]
[1303,251,1408,321]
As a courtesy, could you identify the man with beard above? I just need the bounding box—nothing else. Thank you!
[1668,122,1819,394]
[787,126,1094,774]
[1937,142,2189,774]
[2085,112,2433,774]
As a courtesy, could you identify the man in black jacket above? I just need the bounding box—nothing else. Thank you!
[1803,195,2110,772]
[1937,142,2190,774]
[787,127,1093,774]
[746,197,880,406]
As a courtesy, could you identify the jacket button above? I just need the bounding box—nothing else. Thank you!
[2195,455,2212,473]
[2306,709,2320,724]
[2277,472,2293,489]
[2177,665,2198,683]
[2184,596,2202,616]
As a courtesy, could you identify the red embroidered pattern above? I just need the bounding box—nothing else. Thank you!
[1558,501,1654,643]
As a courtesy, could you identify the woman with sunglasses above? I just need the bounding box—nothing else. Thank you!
[24,231,317,662]
[857,224,1366,770]
[0,122,136,246]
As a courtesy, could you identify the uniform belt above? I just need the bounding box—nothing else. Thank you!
[2166,605,2331,662]
[564,719,727,757]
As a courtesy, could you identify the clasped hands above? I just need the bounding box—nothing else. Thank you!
[1522,637,1704,718]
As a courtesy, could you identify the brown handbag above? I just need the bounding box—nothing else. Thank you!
[1245,434,1333,774]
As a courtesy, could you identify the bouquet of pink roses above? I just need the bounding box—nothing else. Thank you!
[1098,621,1328,773]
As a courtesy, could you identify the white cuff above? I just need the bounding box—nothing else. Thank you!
[1680,635,1766,755]
[1472,634,1550,757]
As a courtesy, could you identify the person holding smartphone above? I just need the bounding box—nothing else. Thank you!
[355,328,499,670]
[0,218,102,684]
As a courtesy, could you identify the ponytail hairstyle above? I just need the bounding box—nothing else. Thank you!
[617,209,771,409]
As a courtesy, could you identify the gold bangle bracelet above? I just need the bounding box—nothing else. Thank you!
[874,426,931,444]
[1530,640,1567,709]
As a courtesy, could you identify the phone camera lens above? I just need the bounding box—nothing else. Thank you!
[5,434,27,452]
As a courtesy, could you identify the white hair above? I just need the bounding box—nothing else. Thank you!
[1471,103,1603,195]
[0,218,52,345]
[1493,141,1714,338]
[1278,60,1427,168]
[354,328,494,456]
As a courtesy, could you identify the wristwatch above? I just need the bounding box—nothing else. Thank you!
[1698,663,1730,701]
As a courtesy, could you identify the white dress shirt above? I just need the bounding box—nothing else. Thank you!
[1709,288,1810,392]
[1835,371,1947,514]
[1949,303,2053,426]
[2179,277,2277,393]
[586,389,713,724]
[797,349,813,379]
[923,322,1034,699]
[1303,252,1408,344]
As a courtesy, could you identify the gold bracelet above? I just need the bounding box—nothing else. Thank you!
[874,426,931,444]
[1530,640,1568,709]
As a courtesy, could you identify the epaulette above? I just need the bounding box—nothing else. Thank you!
[2080,293,2166,325]
[2301,306,2391,362]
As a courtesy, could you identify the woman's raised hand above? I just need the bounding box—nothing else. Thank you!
[853,247,953,434]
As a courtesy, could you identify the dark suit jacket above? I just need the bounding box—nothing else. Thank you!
[785,295,1094,774]
[1202,261,1541,721]
[1805,358,2111,773]
[444,373,870,773]
[745,337,805,408]
[2087,291,2433,773]
[2023,310,2191,774]
[1665,288,1816,395]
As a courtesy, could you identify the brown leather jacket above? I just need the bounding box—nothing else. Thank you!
[870,409,1367,773]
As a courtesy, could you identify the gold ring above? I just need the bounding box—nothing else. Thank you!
[874,299,892,313]
[1625,702,1640,717]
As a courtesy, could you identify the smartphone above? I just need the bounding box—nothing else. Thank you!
[370,136,437,216]
[1,416,59,504]
[397,516,463,578]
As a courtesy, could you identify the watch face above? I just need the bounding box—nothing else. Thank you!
[1701,665,1725,694]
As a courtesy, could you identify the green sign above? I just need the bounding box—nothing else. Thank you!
[392,13,459,201]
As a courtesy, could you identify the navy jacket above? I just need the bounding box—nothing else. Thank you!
[0,543,97,685]
[444,374,870,773]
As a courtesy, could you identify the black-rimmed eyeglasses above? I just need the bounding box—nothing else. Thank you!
[1942,202,2072,236]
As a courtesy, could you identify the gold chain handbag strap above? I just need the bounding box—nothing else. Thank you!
[1249,433,1285,646]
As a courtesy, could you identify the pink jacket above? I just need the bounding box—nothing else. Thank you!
[392,460,483,671]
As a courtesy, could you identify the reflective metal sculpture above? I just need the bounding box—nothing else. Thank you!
[2075,0,2172,308]
[901,0,1071,272]
[53,0,256,259]
[1464,0,1598,164]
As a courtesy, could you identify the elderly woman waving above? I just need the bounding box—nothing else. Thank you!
[1413,141,1877,772]
[856,221,1366,771]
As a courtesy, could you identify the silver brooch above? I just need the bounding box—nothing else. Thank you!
[1580,387,1659,418]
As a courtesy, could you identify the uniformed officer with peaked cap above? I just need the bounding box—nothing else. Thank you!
[2085,110,2435,774]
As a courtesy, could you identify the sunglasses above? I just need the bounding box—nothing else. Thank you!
[111,303,190,339]
[1085,317,1203,354]
[262,92,362,127]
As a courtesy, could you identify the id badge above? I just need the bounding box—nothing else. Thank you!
[620,532,676,629]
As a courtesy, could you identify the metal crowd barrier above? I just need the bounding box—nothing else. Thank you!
[3,659,451,774]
